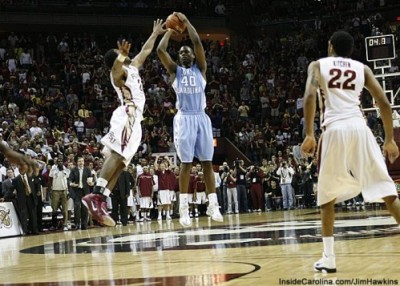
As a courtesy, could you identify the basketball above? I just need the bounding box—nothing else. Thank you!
[165,14,186,33]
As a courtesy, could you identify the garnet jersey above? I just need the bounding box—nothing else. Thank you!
[167,171,177,191]
[227,174,237,188]
[194,177,206,192]
[137,172,154,197]
[155,169,171,190]
[318,57,365,128]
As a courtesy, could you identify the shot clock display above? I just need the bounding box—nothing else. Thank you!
[365,34,395,62]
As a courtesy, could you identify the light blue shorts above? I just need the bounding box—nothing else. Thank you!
[173,111,214,163]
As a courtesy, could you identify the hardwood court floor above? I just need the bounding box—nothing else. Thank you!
[1,207,400,286]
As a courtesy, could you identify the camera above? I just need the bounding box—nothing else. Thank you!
[224,166,229,173]
[234,159,240,167]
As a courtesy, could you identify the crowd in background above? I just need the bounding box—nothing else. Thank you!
[0,0,398,231]
[0,0,231,17]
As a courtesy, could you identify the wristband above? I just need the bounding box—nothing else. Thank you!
[117,54,127,63]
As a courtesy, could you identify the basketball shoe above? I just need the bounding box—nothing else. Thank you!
[206,202,223,222]
[82,193,116,227]
[179,204,192,227]
[314,252,336,273]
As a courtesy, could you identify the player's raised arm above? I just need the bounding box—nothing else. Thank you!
[173,12,206,75]
[132,19,166,69]
[157,29,178,79]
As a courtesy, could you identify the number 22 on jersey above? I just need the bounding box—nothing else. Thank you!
[328,68,356,90]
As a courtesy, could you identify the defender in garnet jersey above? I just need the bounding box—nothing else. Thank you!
[81,20,165,227]
[301,30,400,273]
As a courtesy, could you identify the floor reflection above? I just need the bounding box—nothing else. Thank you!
[20,215,400,255]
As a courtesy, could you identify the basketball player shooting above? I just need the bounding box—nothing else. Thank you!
[156,12,223,227]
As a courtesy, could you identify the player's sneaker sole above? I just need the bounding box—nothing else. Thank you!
[82,198,116,227]
[314,253,336,273]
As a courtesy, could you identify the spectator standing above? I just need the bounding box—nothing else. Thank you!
[225,168,238,214]
[154,155,173,221]
[235,160,249,213]
[49,158,70,231]
[111,167,131,226]
[247,165,264,212]
[276,161,295,210]
[13,168,40,235]
[69,157,93,230]
[1,169,14,201]
[136,165,154,221]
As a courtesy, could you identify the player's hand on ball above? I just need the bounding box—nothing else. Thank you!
[166,12,186,33]
[173,12,188,23]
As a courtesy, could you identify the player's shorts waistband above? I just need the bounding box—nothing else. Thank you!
[323,116,366,131]
[177,110,206,115]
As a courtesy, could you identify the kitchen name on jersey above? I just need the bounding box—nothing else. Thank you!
[333,60,351,68]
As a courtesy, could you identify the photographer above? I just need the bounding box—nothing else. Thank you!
[225,168,238,214]
[298,164,314,208]
[234,159,249,213]
[246,165,264,212]
[261,159,279,211]
[265,180,282,211]
[276,161,295,210]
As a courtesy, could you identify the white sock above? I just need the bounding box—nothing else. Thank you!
[102,188,111,197]
[136,211,140,219]
[323,237,335,256]
[143,212,147,218]
[180,193,189,206]
[96,178,108,188]
[208,193,218,204]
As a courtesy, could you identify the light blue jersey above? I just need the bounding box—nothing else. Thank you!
[172,65,213,162]
[172,64,206,112]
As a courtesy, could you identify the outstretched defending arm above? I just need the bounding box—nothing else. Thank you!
[112,19,165,87]
[111,40,131,88]
[132,19,166,69]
